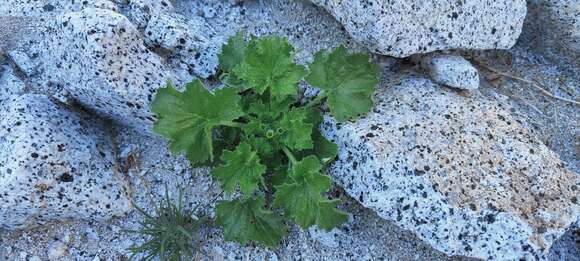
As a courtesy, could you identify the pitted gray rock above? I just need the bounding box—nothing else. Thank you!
[421,54,479,90]
[40,8,174,131]
[0,0,117,17]
[123,0,174,29]
[0,94,131,230]
[310,0,527,57]
[321,76,580,260]
[145,13,219,78]
[524,0,580,65]
[0,66,25,101]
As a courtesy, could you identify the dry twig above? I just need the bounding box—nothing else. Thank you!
[473,61,580,106]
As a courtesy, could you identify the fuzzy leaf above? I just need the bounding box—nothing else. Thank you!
[233,36,306,98]
[306,46,379,122]
[274,156,347,230]
[215,197,286,247]
[151,80,244,166]
[212,143,266,195]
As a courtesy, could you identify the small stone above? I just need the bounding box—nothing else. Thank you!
[202,6,217,19]
[421,54,479,90]
[47,241,68,260]
[309,227,342,248]
[7,51,35,77]
[29,256,42,261]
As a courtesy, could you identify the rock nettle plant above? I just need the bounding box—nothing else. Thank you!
[151,32,379,247]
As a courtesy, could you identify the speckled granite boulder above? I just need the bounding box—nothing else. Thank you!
[0,94,131,230]
[310,0,527,57]
[0,0,117,17]
[145,13,219,78]
[421,54,479,90]
[524,0,580,64]
[40,8,173,131]
[321,76,580,260]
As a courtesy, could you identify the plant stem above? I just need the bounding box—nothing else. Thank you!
[305,91,327,108]
[282,146,298,165]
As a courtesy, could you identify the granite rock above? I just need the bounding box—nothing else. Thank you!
[7,51,35,77]
[321,76,580,260]
[0,0,117,17]
[310,0,527,57]
[0,94,131,230]
[144,13,219,78]
[122,0,174,29]
[524,0,580,65]
[421,54,479,90]
[40,8,174,131]
[0,66,25,101]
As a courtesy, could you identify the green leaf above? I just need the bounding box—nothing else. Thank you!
[151,80,244,166]
[215,197,286,247]
[297,107,338,165]
[278,108,313,151]
[211,126,241,165]
[243,100,312,153]
[233,36,307,98]
[219,32,247,72]
[306,46,379,122]
[309,132,338,165]
[274,156,347,230]
[212,143,266,195]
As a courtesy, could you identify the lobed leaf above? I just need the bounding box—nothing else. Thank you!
[215,197,286,247]
[233,36,307,99]
[151,80,244,166]
[306,46,379,122]
[274,156,347,230]
[219,31,247,72]
[212,143,266,195]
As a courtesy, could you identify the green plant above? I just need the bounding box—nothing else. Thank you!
[125,189,205,261]
[151,32,379,247]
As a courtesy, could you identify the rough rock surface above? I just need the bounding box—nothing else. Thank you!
[321,76,580,260]
[310,0,527,57]
[0,94,131,230]
[0,0,118,17]
[144,13,219,78]
[123,0,174,29]
[524,0,580,65]
[421,54,479,90]
[0,66,25,101]
[40,8,173,131]
[7,51,35,77]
